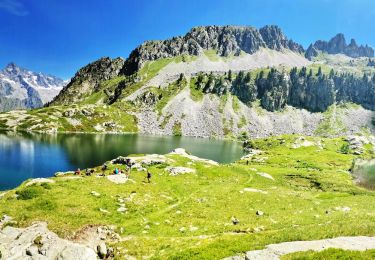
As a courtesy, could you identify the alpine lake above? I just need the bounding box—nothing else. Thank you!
[0,131,245,190]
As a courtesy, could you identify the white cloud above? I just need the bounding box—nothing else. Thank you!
[0,0,28,16]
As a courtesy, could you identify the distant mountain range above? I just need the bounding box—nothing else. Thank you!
[0,63,66,112]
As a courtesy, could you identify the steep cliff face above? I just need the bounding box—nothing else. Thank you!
[306,34,374,59]
[50,57,125,106]
[184,67,374,113]
[122,25,304,75]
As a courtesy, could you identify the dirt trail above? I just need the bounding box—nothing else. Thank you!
[225,236,375,259]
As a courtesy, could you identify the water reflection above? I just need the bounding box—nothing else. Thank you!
[0,131,244,190]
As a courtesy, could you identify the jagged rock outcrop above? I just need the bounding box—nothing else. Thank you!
[368,58,375,67]
[306,34,374,59]
[0,63,65,112]
[50,57,125,105]
[122,25,304,75]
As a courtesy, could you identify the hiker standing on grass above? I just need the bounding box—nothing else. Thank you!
[125,166,130,178]
[147,170,152,183]
[102,164,108,174]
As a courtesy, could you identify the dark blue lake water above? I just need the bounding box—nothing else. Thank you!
[0,131,244,190]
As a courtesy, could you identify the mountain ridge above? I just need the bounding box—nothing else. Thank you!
[306,33,374,59]
[122,25,304,75]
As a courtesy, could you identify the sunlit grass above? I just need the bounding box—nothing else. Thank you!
[1,135,375,259]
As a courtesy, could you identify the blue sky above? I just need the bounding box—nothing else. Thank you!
[0,0,375,79]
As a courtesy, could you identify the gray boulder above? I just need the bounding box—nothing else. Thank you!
[0,222,97,259]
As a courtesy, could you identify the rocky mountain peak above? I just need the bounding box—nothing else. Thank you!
[73,57,125,84]
[4,62,22,75]
[349,38,358,47]
[50,57,125,106]
[122,25,304,75]
[306,34,374,59]
[328,33,346,53]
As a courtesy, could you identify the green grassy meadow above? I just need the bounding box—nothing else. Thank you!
[0,135,374,259]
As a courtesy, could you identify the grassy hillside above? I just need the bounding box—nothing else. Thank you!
[1,135,375,259]
[0,105,138,133]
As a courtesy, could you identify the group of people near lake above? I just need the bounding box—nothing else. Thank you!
[74,168,95,176]
[74,159,152,183]
[112,166,130,178]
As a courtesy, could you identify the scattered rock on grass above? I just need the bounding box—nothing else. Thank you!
[63,109,75,117]
[189,226,199,232]
[25,178,55,187]
[141,158,166,165]
[111,156,135,165]
[99,208,110,214]
[334,206,351,212]
[179,227,186,233]
[242,188,268,194]
[117,207,127,213]
[54,171,74,177]
[0,192,8,199]
[231,217,240,225]
[241,149,263,159]
[131,163,145,171]
[91,191,101,197]
[256,172,275,181]
[253,226,265,233]
[107,174,128,184]
[166,166,196,176]
[256,210,264,216]
[291,136,315,149]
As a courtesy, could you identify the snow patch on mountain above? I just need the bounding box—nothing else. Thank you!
[0,63,66,111]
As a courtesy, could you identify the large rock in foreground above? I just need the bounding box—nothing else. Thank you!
[0,222,97,259]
